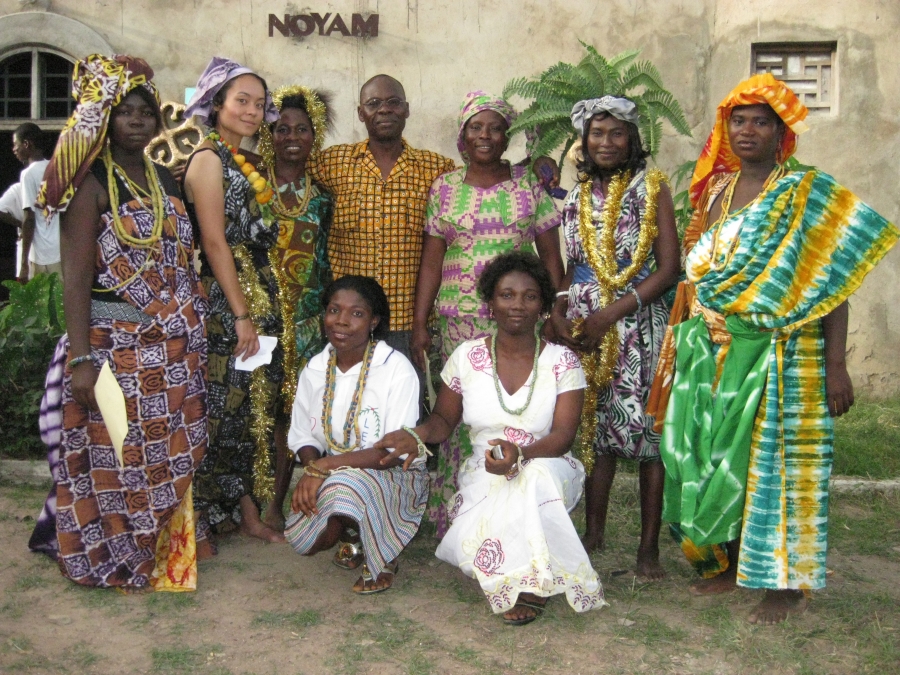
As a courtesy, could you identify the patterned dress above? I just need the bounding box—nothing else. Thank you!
[186,144,283,531]
[425,164,561,535]
[30,160,208,589]
[562,172,669,461]
[434,339,605,613]
[261,177,332,411]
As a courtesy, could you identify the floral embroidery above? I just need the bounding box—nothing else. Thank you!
[473,538,505,575]
[487,583,515,611]
[448,376,462,394]
[504,427,535,446]
[552,348,581,381]
[467,343,491,372]
[448,493,463,521]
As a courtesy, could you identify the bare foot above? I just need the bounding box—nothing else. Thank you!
[748,590,807,625]
[196,537,218,561]
[261,502,285,532]
[581,530,605,554]
[689,566,737,596]
[239,495,285,543]
[635,547,666,582]
[117,585,153,595]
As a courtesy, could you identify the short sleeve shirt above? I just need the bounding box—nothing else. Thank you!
[21,159,60,265]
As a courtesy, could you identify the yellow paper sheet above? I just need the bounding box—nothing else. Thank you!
[94,361,127,465]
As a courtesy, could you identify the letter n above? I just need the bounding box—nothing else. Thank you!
[269,14,290,37]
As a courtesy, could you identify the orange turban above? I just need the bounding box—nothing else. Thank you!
[689,73,809,207]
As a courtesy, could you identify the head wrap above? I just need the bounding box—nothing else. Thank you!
[570,96,639,135]
[36,54,157,218]
[184,56,278,126]
[257,85,331,165]
[689,73,809,207]
[456,91,518,161]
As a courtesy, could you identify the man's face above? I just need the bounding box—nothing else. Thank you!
[727,104,784,164]
[357,78,409,142]
[12,135,29,164]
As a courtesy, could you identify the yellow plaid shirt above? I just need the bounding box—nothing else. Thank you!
[309,139,456,330]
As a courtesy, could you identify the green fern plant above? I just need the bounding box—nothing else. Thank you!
[504,42,692,165]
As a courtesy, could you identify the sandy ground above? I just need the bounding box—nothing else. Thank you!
[1,476,898,675]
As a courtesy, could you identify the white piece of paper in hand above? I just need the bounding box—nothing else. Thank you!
[94,361,128,465]
[235,336,278,372]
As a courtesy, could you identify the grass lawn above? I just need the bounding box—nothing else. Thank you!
[0,475,898,675]
[833,396,900,478]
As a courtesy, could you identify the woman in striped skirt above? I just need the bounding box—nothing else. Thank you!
[285,275,428,593]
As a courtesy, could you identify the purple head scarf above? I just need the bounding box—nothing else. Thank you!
[456,90,518,160]
[185,56,279,125]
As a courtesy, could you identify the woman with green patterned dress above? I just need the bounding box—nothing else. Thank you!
[257,86,333,528]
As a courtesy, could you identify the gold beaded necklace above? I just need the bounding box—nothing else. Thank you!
[321,341,376,454]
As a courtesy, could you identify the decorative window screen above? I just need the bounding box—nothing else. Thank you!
[752,42,837,113]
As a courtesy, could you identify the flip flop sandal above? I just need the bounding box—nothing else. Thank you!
[353,560,398,595]
[502,600,545,626]
[333,541,364,570]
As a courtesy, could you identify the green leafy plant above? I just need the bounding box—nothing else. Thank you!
[503,42,692,165]
[0,273,66,459]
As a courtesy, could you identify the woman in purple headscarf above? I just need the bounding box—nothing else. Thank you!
[411,91,565,537]
[183,57,285,548]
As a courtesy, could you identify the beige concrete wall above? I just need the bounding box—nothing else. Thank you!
[2,0,897,394]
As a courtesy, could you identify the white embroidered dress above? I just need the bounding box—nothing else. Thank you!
[434,338,607,613]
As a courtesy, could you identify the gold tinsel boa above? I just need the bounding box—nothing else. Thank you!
[574,168,666,475]
[232,243,276,503]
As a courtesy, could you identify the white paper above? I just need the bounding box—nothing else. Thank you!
[94,361,128,465]
[235,336,278,371]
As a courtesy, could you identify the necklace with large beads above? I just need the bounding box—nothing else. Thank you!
[321,340,376,453]
[207,131,274,205]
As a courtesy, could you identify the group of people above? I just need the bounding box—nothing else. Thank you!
[20,51,897,628]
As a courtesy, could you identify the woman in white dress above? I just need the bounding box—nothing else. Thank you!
[377,251,605,625]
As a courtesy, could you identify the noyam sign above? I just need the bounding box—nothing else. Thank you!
[268,13,379,38]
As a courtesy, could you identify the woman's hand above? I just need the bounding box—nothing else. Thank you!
[374,429,421,470]
[484,439,518,476]
[291,473,324,517]
[233,318,260,359]
[410,325,431,372]
[825,359,855,417]
[578,307,618,353]
[71,361,100,412]
[549,310,579,349]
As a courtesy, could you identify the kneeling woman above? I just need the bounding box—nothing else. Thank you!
[378,252,606,624]
[285,276,428,593]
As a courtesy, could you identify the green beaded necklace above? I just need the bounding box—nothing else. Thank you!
[490,332,541,416]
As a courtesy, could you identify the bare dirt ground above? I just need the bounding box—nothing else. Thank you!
[1,476,898,675]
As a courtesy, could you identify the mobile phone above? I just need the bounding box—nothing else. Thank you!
[490,444,505,460]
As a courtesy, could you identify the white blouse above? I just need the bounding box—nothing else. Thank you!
[288,340,422,465]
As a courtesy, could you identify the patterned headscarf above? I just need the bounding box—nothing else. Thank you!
[257,85,331,165]
[689,73,809,207]
[570,96,640,134]
[456,90,518,161]
[184,56,279,125]
[36,54,158,218]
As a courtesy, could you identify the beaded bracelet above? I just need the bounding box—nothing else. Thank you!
[628,287,644,313]
[68,354,93,369]
[401,425,433,458]
[506,443,525,477]
[303,459,332,479]
[233,313,250,322]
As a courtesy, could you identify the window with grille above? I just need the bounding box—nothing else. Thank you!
[752,42,837,114]
[0,48,75,121]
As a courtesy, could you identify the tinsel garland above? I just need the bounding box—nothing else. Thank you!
[231,242,276,503]
[267,244,299,415]
[257,84,329,165]
[574,168,666,475]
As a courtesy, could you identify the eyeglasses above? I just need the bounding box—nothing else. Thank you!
[361,97,407,112]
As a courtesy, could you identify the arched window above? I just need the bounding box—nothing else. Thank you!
[0,48,75,121]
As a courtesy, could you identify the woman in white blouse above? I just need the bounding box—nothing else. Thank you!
[285,275,428,594]
[378,252,606,625]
